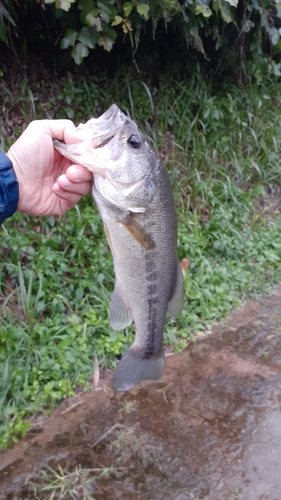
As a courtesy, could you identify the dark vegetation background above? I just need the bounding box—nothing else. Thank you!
[1,0,281,448]
[1,0,281,82]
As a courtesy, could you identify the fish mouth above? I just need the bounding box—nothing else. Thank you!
[97,104,120,121]
[90,104,126,148]
[98,104,126,124]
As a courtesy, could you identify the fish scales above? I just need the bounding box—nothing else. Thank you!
[54,104,184,391]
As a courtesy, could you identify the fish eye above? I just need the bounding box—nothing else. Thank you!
[128,135,141,149]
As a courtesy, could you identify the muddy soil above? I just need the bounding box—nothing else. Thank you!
[1,286,281,500]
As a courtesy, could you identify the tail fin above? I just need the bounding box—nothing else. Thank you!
[112,347,165,392]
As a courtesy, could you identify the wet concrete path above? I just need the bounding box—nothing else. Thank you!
[1,286,281,499]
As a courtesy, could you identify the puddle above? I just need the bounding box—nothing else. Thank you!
[1,286,281,499]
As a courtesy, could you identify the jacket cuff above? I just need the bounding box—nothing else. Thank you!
[0,151,19,225]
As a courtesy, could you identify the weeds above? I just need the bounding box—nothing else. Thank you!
[119,399,137,416]
[110,426,159,469]
[23,424,158,499]
[24,464,123,500]
[1,68,281,447]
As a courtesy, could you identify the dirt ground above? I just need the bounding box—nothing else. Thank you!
[1,286,281,500]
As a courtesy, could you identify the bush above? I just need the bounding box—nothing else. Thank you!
[1,0,281,75]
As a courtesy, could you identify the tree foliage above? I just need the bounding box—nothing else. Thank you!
[1,0,281,72]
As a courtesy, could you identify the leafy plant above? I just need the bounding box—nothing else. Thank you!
[0,0,17,45]
[1,0,281,75]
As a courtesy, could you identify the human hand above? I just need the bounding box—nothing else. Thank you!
[7,119,93,216]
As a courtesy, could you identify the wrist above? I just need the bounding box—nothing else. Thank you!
[0,151,19,224]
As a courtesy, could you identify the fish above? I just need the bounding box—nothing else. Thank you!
[54,104,184,392]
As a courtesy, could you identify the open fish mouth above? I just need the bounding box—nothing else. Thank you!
[97,103,120,122]
[87,104,126,143]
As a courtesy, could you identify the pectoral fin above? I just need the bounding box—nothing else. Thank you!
[109,287,133,330]
[120,214,155,250]
[168,263,184,319]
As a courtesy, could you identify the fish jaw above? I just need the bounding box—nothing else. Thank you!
[53,104,127,175]
[78,104,127,148]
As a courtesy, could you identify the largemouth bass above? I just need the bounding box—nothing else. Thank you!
[54,105,184,391]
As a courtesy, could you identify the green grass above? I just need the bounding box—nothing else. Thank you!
[1,68,281,447]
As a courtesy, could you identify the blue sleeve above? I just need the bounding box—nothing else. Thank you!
[0,151,19,225]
